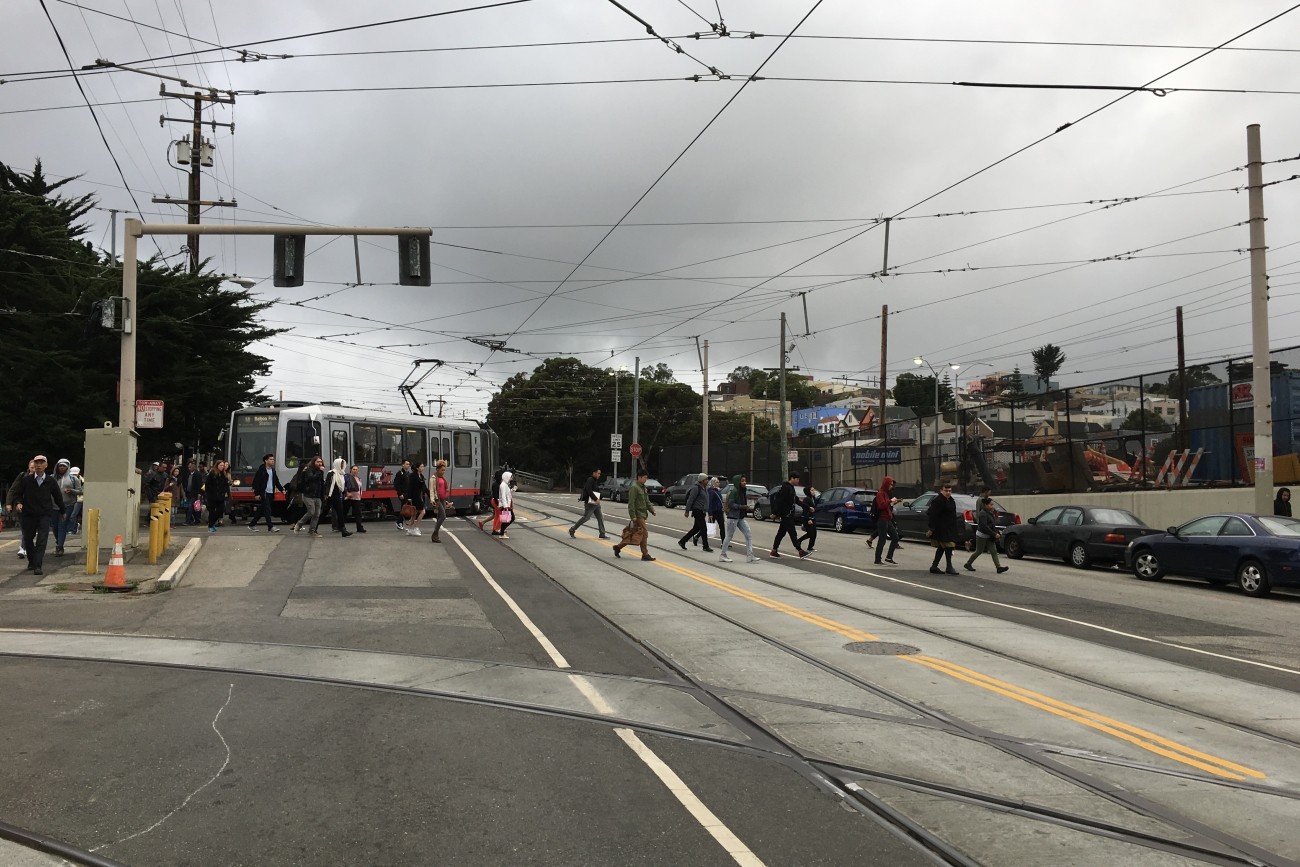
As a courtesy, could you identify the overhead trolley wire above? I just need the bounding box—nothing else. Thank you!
[497,0,827,351]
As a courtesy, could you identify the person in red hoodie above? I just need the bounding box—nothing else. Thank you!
[873,476,901,565]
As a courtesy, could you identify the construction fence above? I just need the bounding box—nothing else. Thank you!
[661,345,1300,498]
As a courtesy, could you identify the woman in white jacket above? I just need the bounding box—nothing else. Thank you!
[497,471,514,538]
[323,458,349,536]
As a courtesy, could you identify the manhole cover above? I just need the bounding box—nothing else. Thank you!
[843,641,920,656]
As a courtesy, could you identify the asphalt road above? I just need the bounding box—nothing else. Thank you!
[2,497,1299,866]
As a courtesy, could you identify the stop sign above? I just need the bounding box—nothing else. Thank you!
[630,442,643,458]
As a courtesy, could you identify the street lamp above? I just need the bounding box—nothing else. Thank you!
[920,356,961,486]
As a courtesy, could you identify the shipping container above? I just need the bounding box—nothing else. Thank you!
[1187,371,1300,482]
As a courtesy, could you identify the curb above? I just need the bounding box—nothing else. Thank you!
[155,537,203,592]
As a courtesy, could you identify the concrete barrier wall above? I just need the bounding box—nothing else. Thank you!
[990,488,1264,530]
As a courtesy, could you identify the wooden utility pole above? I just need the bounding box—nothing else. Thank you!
[1176,306,1188,451]
[880,304,889,470]
[153,90,237,273]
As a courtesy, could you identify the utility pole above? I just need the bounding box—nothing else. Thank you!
[1247,124,1273,512]
[880,304,889,473]
[779,312,788,481]
[1175,306,1188,451]
[632,357,641,470]
[749,413,755,481]
[152,88,237,273]
[108,209,119,259]
[697,337,709,474]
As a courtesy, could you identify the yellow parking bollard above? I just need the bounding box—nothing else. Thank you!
[84,508,100,575]
[148,493,171,564]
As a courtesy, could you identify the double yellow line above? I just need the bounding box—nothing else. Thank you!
[520,507,1264,781]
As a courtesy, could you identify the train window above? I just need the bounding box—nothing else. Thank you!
[405,429,425,466]
[380,427,404,464]
[454,431,472,468]
[431,436,440,463]
[232,412,278,471]
[332,429,349,463]
[442,437,450,464]
[284,420,317,469]
[355,424,378,463]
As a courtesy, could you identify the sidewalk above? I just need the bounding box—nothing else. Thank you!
[0,524,200,597]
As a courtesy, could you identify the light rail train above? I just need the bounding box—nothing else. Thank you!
[224,401,499,519]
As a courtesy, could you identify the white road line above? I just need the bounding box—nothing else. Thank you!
[818,559,1300,677]
[446,529,766,867]
[447,531,569,668]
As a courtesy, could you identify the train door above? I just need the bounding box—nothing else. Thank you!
[328,421,350,467]
[451,430,475,507]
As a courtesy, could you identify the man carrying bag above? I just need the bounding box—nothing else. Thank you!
[612,468,656,562]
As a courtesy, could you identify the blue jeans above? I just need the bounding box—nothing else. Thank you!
[54,506,74,549]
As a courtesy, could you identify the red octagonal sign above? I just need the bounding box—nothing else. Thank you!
[629,442,643,458]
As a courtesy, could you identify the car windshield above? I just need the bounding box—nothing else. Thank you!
[232,411,278,471]
[1258,516,1300,536]
[1091,509,1143,526]
[646,479,662,487]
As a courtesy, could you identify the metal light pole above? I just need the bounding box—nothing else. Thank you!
[914,356,959,484]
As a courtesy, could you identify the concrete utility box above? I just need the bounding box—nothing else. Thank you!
[83,424,141,549]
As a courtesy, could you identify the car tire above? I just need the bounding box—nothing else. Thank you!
[1068,541,1092,570]
[1004,534,1024,559]
[834,515,846,533]
[1132,548,1163,581]
[1236,559,1271,597]
[755,506,766,521]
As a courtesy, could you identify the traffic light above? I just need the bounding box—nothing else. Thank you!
[397,234,431,286]
[273,234,305,287]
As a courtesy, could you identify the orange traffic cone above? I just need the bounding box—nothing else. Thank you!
[96,535,133,592]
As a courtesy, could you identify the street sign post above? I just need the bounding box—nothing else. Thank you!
[630,443,642,459]
[611,434,624,449]
[610,450,620,463]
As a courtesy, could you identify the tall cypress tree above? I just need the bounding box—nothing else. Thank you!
[0,160,282,474]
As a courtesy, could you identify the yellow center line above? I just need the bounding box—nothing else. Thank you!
[906,656,1262,780]
[519,504,1264,780]
[0,539,17,552]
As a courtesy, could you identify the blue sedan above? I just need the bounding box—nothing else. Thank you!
[1125,513,1300,597]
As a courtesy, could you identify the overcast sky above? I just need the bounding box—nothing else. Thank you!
[7,0,1300,418]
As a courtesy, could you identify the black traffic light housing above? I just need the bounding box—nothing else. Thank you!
[273,234,305,287]
[397,234,431,286]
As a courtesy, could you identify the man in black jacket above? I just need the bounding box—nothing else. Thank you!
[248,453,285,532]
[768,471,809,559]
[677,473,712,552]
[568,467,608,539]
[14,455,64,576]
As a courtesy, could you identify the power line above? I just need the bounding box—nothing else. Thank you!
[499,0,826,351]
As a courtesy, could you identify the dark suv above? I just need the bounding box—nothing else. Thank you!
[665,474,702,508]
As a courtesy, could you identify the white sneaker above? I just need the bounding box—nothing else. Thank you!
[413,529,422,536]
[746,556,760,563]
[718,556,732,562]
[404,528,413,536]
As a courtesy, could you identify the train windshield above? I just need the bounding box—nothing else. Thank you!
[232,411,279,471]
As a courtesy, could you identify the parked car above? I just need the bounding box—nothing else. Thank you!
[812,487,877,533]
[719,483,766,514]
[894,491,1020,545]
[665,474,701,508]
[1126,513,1300,597]
[597,476,628,501]
[754,486,807,521]
[1003,505,1160,569]
[609,478,665,504]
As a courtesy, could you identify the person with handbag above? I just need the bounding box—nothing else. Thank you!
[292,456,326,536]
[613,468,655,561]
[496,470,514,538]
[405,462,429,536]
[322,458,351,536]
[706,477,725,544]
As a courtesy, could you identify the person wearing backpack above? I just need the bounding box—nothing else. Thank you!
[677,473,711,552]
[768,471,809,559]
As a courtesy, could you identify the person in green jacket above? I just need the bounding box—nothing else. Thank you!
[613,468,657,561]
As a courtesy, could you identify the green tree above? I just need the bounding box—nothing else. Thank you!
[640,362,674,383]
[1123,408,1169,432]
[1004,367,1028,400]
[0,160,278,473]
[1151,364,1222,397]
[1031,343,1067,390]
[892,372,954,418]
